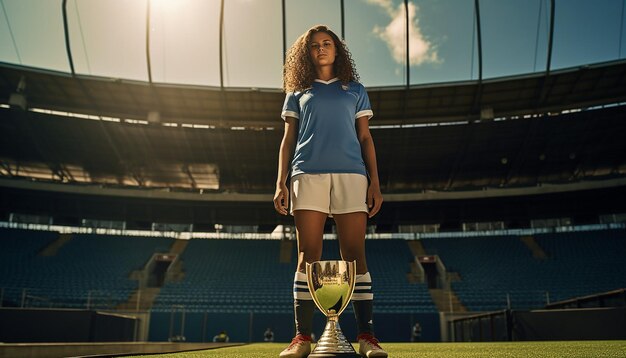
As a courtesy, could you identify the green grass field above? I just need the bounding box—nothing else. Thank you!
[127,341,626,358]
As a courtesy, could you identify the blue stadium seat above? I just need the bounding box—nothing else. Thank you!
[421,229,626,311]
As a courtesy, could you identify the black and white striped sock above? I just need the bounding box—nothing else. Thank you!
[292,271,314,337]
[352,272,374,335]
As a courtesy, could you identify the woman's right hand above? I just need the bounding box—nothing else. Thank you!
[273,183,289,215]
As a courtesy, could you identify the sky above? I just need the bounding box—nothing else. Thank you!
[0,0,625,89]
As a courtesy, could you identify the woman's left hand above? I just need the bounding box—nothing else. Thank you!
[366,183,383,218]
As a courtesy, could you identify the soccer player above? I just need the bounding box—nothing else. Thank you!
[273,24,386,358]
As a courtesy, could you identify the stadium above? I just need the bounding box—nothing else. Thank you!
[1,0,625,357]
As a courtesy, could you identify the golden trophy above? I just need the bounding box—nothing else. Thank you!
[306,260,360,357]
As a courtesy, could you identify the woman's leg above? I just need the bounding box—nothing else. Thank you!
[335,212,387,357]
[334,212,368,274]
[294,210,326,273]
[292,210,327,336]
[334,212,374,333]
[281,208,327,357]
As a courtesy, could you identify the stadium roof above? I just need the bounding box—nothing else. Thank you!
[1,60,626,228]
[1,59,626,128]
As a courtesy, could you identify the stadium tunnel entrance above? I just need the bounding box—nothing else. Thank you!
[419,255,445,289]
[149,254,177,287]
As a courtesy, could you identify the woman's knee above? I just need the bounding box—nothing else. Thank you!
[339,241,365,259]
[297,250,322,271]
[338,248,368,272]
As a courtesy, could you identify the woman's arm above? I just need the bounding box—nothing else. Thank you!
[273,117,297,215]
[356,116,383,218]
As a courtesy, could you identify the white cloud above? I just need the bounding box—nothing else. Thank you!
[369,1,440,66]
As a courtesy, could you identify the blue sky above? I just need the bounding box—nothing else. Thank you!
[1,0,625,89]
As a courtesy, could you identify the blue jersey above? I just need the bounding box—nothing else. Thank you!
[281,78,373,177]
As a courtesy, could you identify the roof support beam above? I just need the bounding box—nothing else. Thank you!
[61,0,75,76]
[402,0,410,121]
[536,0,556,108]
[471,0,484,115]
[219,0,225,89]
[281,0,286,66]
[0,161,14,177]
[340,0,346,40]
[145,0,153,83]
[404,0,410,87]
[546,0,555,76]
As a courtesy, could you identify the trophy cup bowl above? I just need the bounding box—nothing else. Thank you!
[306,260,360,357]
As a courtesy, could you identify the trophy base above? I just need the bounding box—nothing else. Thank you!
[308,319,360,358]
[308,352,362,358]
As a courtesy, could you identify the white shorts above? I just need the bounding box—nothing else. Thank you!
[290,173,368,216]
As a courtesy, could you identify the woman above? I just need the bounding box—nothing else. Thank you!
[273,25,386,358]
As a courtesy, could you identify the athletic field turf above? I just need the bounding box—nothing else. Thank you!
[127,341,626,357]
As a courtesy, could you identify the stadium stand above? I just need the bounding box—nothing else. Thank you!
[3,226,625,343]
[533,229,626,301]
[0,228,58,307]
[1,228,435,314]
[0,228,172,309]
[3,227,624,314]
[153,239,295,314]
[421,228,626,311]
[151,238,437,314]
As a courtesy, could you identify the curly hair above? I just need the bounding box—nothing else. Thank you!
[283,25,360,93]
